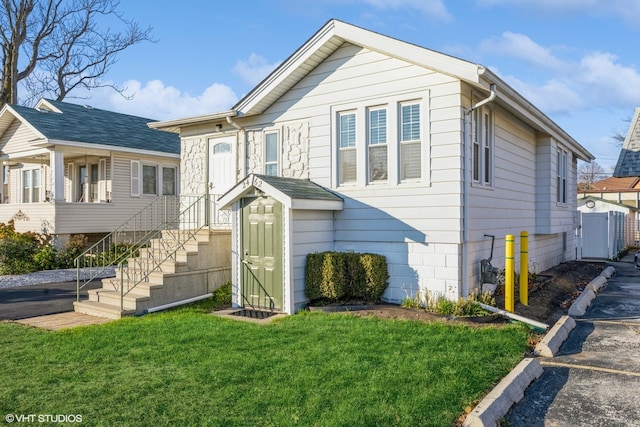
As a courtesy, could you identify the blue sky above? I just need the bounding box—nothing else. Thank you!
[69,0,640,173]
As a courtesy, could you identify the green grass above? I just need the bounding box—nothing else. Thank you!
[0,306,529,426]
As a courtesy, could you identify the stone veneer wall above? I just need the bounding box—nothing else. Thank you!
[247,120,310,178]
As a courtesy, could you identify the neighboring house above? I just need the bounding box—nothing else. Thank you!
[151,19,594,314]
[576,108,640,257]
[0,99,180,247]
[612,107,640,178]
[579,108,640,208]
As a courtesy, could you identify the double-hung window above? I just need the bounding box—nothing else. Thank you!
[400,102,421,180]
[557,148,567,204]
[162,167,176,196]
[339,111,357,184]
[142,165,157,196]
[368,107,387,182]
[265,131,279,176]
[472,105,493,185]
[22,169,41,203]
[131,160,177,197]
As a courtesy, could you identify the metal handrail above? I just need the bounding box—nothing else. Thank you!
[75,194,230,305]
[241,260,276,312]
[116,196,207,309]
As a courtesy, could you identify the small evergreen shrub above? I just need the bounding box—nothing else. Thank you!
[0,221,44,274]
[305,251,388,303]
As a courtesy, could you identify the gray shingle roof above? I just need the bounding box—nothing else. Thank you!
[253,174,343,202]
[613,107,640,177]
[10,99,179,155]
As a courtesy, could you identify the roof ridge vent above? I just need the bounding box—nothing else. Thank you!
[34,107,48,113]
[83,104,94,110]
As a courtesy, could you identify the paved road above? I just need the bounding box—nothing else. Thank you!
[0,281,103,320]
[505,257,640,426]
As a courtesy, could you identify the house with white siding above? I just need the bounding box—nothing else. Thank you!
[0,99,180,247]
[151,19,594,315]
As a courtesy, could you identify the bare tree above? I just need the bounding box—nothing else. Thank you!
[0,0,153,107]
[611,116,632,148]
[578,161,607,191]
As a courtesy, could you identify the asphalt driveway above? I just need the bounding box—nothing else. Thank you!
[0,280,103,320]
[505,256,640,426]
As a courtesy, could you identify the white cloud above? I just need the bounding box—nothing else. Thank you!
[480,33,640,114]
[577,52,640,105]
[75,80,238,121]
[480,32,568,72]
[362,0,452,22]
[497,74,584,114]
[233,54,282,87]
[474,0,640,27]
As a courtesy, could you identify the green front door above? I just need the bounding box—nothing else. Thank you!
[241,196,283,311]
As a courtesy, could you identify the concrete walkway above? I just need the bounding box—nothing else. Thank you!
[13,311,113,330]
[504,255,640,426]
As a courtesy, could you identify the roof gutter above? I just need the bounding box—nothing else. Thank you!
[462,83,497,298]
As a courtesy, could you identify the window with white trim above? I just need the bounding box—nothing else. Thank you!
[264,131,279,176]
[22,169,41,203]
[557,148,567,204]
[142,165,157,196]
[339,111,357,184]
[368,107,387,182]
[162,167,176,196]
[472,105,493,185]
[131,160,177,197]
[400,102,421,180]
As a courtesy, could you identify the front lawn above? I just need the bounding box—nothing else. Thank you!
[0,307,529,426]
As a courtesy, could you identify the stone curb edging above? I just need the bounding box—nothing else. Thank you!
[568,265,616,316]
[533,315,576,357]
[462,358,543,427]
[463,265,616,426]
[567,289,596,317]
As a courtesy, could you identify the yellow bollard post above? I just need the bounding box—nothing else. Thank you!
[520,231,529,306]
[505,234,514,312]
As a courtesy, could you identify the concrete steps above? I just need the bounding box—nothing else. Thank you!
[74,229,231,319]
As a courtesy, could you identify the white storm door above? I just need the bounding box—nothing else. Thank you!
[209,137,235,195]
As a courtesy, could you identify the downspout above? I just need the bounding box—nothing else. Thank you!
[225,115,244,311]
[462,83,496,297]
[226,115,244,178]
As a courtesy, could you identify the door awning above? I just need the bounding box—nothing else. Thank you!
[218,174,343,211]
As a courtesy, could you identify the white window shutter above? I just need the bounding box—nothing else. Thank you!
[131,160,140,196]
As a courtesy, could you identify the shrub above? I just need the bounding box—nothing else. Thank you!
[305,251,388,303]
[0,235,39,274]
[212,282,232,306]
[59,235,88,268]
[33,244,61,271]
[0,221,53,274]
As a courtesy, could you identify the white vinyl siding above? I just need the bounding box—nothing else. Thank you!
[368,107,387,182]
